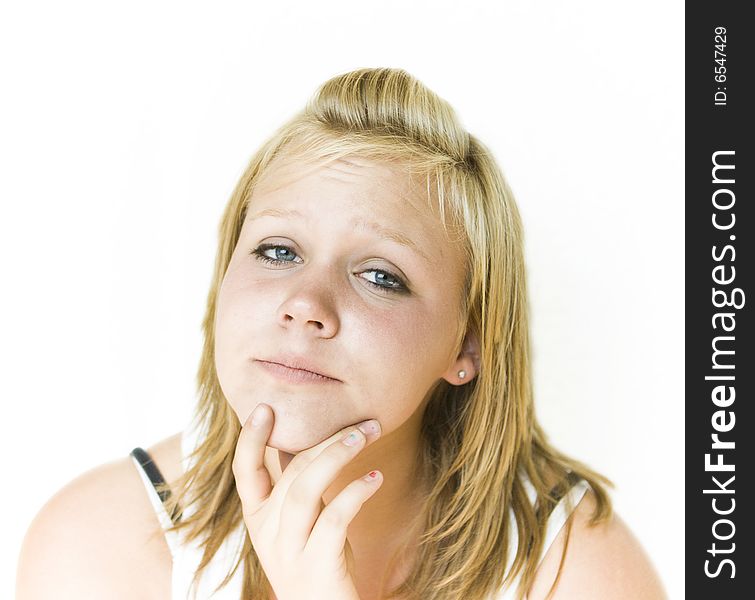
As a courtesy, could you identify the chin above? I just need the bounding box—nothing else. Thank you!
[266,439,317,455]
[265,426,331,454]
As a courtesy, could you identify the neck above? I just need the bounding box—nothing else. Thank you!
[325,399,428,598]
[325,399,426,541]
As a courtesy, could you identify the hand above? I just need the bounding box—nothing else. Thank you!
[232,403,383,600]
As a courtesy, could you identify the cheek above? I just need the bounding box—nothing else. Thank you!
[380,294,454,364]
[215,258,271,340]
[213,265,267,410]
[216,275,252,352]
[352,302,447,416]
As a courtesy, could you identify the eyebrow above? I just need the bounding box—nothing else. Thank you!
[247,207,432,264]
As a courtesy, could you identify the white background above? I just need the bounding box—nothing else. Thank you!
[1,1,684,598]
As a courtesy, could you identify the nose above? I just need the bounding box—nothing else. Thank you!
[276,270,340,338]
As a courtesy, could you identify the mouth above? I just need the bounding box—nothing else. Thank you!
[254,359,341,384]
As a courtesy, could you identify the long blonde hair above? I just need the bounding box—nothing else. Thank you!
[159,67,613,600]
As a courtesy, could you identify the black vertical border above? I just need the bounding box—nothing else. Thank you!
[687,3,753,597]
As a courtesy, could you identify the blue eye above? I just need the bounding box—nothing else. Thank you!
[250,244,408,294]
[253,244,301,264]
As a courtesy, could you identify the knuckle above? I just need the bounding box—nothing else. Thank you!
[350,479,372,499]
[318,506,344,529]
[285,481,308,506]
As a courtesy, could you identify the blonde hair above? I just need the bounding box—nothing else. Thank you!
[159,67,614,600]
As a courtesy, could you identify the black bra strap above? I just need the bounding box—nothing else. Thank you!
[130,447,183,524]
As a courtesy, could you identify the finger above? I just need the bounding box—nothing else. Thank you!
[269,418,380,504]
[306,469,383,553]
[232,403,275,518]
[277,423,380,552]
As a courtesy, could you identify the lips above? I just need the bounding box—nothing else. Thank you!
[256,355,340,381]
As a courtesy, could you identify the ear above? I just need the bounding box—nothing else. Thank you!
[441,329,481,386]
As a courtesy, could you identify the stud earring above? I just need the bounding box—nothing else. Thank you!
[458,369,467,379]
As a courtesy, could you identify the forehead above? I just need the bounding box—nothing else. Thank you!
[244,155,464,267]
[251,155,427,214]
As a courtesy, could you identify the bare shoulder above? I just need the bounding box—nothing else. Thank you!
[16,433,183,600]
[527,489,668,600]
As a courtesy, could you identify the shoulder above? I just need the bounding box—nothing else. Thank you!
[16,433,183,600]
[526,488,668,600]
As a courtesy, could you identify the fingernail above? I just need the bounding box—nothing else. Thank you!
[342,430,364,447]
[357,419,381,437]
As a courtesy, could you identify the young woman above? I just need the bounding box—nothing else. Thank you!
[17,68,667,600]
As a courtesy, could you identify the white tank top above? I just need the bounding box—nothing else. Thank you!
[131,421,590,600]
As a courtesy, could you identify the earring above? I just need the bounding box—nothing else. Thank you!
[458,369,467,379]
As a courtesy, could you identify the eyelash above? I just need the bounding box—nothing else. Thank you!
[250,243,408,294]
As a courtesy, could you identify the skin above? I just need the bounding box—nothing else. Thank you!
[15,438,669,599]
[233,404,385,600]
[15,155,667,600]
[214,155,480,598]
